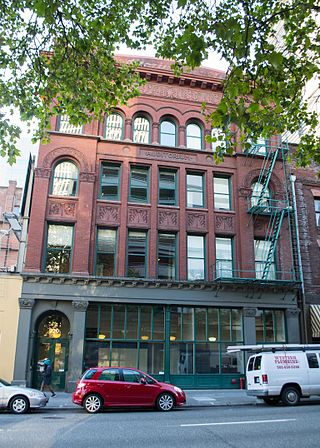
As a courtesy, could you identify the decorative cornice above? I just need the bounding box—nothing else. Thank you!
[19,298,35,309]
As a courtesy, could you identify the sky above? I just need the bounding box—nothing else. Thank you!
[0,46,228,189]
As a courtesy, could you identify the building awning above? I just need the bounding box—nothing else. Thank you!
[310,305,320,338]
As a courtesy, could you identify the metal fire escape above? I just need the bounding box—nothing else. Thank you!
[247,141,292,281]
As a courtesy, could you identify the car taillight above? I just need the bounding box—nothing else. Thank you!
[262,374,268,384]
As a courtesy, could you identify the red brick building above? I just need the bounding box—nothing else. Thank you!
[0,181,22,270]
[13,57,301,391]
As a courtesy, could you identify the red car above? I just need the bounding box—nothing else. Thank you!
[72,367,186,413]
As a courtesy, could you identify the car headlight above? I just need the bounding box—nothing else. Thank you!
[174,386,183,393]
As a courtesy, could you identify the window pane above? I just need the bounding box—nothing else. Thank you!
[130,166,149,203]
[153,306,165,340]
[139,342,164,374]
[112,305,125,339]
[98,368,120,381]
[170,307,182,341]
[158,233,176,280]
[111,342,138,367]
[187,174,203,207]
[105,113,123,140]
[208,308,219,342]
[220,309,231,341]
[265,310,275,342]
[275,310,286,342]
[47,225,73,246]
[140,306,152,340]
[122,369,141,383]
[254,239,275,280]
[58,115,83,134]
[85,305,99,338]
[232,309,243,341]
[99,305,112,340]
[195,308,206,340]
[126,305,138,339]
[100,164,120,200]
[96,229,116,276]
[188,258,205,280]
[251,182,270,208]
[52,161,78,196]
[170,342,193,374]
[221,343,244,373]
[255,310,264,342]
[160,121,176,147]
[159,170,176,205]
[214,177,231,211]
[182,308,194,340]
[133,117,150,143]
[186,124,202,149]
[83,341,110,370]
[187,235,205,281]
[45,225,73,273]
[196,343,219,373]
[127,231,147,278]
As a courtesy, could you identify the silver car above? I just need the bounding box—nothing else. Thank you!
[0,379,48,414]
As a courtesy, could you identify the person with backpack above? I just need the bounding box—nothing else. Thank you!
[40,358,56,397]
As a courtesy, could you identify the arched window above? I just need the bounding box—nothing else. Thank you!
[251,181,271,209]
[57,115,83,134]
[211,128,226,152]
[133,116,150,144]
[186,122,202,150]
[160,120,176,147]
[105,113,124,140]
[51,160,79,196]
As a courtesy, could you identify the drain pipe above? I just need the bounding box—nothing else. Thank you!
[290,174,307,342]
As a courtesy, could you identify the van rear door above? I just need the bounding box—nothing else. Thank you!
[246,355,264,390]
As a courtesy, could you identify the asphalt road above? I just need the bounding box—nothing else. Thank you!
[1,403,320,448]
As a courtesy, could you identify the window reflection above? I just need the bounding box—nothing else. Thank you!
[52,161,78,197]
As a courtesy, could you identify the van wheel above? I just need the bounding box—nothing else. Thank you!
[262,397,280,405]
[281,387,300,406]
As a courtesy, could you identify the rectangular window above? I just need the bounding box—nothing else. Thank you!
[256,309,286,343]
[100,163,121,200]
[254,239,276,280]
[157,233,176,280]
[158,170,177,206]
[186,173,204,208]
[187,235,205,280]
[129,166,149,203]
[127,231,147,278]
[315,199,320,227]
[216,237,233,278]
[214,176,231,210]
[45,224,73,273]
[57,115,83,134]
[96,228,117,276]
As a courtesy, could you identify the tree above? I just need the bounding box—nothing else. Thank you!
[0,0,319,165]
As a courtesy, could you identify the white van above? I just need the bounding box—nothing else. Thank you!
[227,344,320,406]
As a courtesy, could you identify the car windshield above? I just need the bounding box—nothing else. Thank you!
[0,378,11,386]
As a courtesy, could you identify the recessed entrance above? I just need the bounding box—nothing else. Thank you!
[33,311,70,390]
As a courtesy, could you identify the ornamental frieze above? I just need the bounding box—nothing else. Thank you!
[47,200,76,219]
[215,215,235,234]
[96,204,120,225]
[158,210,179,230]
[187,212,208,232]
[140,148,197,163]
[128,207,150,228]
[35,168,51,178]
[140,83,221,105]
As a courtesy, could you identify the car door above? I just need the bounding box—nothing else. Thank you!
[121,369,158,406]
[306,353,320,395]
[94,368,124,406]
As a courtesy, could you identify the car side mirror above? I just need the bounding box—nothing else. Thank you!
[140,377,147,385]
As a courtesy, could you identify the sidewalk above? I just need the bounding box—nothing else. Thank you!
[44,389,259,410]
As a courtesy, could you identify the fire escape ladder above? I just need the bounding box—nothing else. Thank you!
[261,208,286,280]
[255,147,279,209]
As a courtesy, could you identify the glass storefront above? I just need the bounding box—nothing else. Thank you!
[83,304,246,385]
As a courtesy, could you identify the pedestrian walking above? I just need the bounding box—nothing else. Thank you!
[40,358,56,397]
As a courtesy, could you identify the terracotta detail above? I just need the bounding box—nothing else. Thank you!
[97,205,120,225]
[187,212,208,232]
[79,172,96,183]
[140,83,221,105]
[47,200,76,218]
[35,168,51,178]
[128,207,150,227]
[215,215,235,233]
[158,210,179,229]
[42,146,89,172]
[140,148,197,163]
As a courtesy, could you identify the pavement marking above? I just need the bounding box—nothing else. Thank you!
[181,418,296,427]
[193,397,217,402]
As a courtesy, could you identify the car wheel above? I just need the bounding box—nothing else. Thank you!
[9,395,30,414]
[156,393,175,412]
[84,394,103,413]
[262,397,280,405]
[281,387,300,406]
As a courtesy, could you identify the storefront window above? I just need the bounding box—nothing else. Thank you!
[256,309,286,342]
[170,342,193,374]
[196,343,219,373]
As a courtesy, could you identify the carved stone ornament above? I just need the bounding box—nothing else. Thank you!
[243,308,257,318]
[97,205,120,225]
[42,147,89,172]
[48,200,76,219]
[19,298,35,309]
[72,300,89,312]
[128,207,150,227]
[158,210,179,229]
[140,83,221,106]
[79,172,96,183]
[215,215,234,233]
[187,212,208,232]
[35,168,51,179]
[140,148,197,163]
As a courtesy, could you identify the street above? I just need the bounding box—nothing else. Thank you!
[1,402,320,448]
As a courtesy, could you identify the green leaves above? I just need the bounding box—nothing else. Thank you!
[0,0,319,167]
